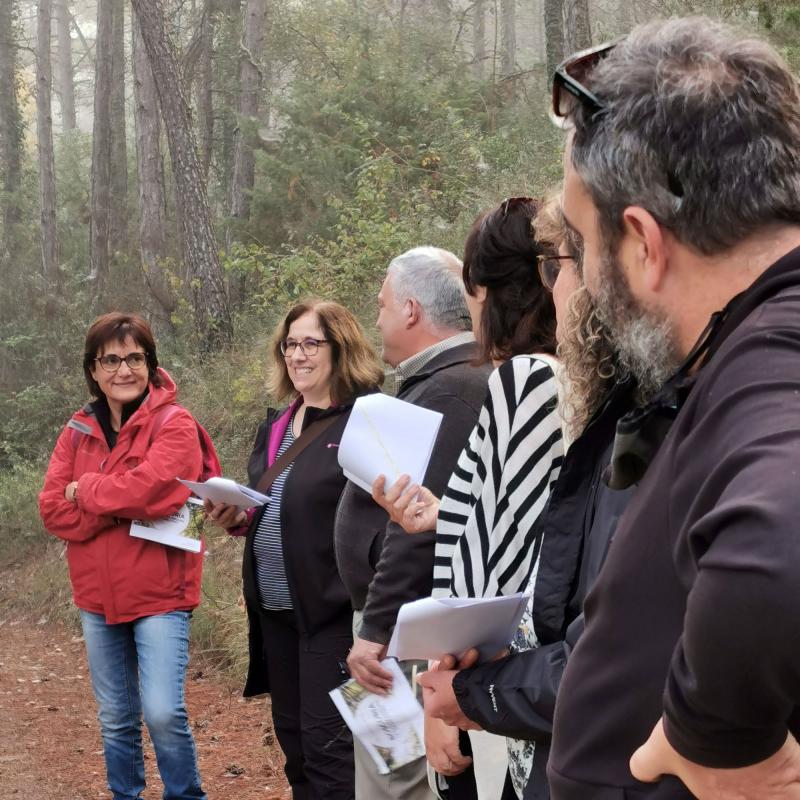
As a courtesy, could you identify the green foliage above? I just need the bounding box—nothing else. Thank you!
[0,460,48,569]
[2,0,797,672]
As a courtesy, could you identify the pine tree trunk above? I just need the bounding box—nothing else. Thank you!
[218,0,243,201]
[544,0,564,85]
[90,0,113,306]
[37,0,61,296]
[563,0,591,54]
[109,0,129,256]
[473,0,486,79]
[0,0,23,254]
[54,0,76,131]
[131,0,232,349]
[132,11,174,331]
[195,2,216,181]
[227,0,269,248]
[500,0,517,77]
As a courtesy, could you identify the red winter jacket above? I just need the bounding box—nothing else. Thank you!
[39,368,204,624]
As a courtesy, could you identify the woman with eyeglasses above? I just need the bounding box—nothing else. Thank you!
[39,312,220,800]
[205,300,383,800]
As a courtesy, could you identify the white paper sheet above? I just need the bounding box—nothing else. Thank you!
[178,476,270,510]
[129,504,203,553]
[330,659,425,775]
[338,394,443,494]
[386,593,530,662]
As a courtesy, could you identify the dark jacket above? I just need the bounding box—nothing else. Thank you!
[243,401,355,697]
[334,341,492,644]
[549,245,800,799]
[452,378,636,800]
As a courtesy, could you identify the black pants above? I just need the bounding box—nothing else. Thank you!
[256,608,354,800]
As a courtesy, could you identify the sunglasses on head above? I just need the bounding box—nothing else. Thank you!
[551,41,618,126]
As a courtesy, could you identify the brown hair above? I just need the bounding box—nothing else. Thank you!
[462,197,557,363]
[83,312,161,398]
[267,300,384,404]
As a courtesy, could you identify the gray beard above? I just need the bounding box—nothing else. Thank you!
[592,252,679,402]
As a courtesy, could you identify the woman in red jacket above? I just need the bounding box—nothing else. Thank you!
[39,312,216,800]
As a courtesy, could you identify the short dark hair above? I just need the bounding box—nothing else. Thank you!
[463,198,557,363]
[568,18,800,254]
[268,300,384,404]
[83,312,161,397]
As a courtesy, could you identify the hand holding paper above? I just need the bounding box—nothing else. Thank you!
[338,394,443,494]
[178,476,270,510]
[387,594,529,663]
[330,659,425,775]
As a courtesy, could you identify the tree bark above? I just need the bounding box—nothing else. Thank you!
[193,2,216,181]
[227,0,269,247]
[132,10,174,330]
[544,0,564,85]
[131,0,232,349]
[54,0,76,131]
[563,0,591,54]
[218,0,243,199]
[109,0,129,256]
[0,0,23,254]
[36,0,61,297]
[473,0,485,79]
[90,0,113,306]
[500,0,516,77]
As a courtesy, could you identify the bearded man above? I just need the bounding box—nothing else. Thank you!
[548,17,800,800]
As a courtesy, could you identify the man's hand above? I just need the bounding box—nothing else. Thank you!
[64,481,79,502]
[371,475,440,534]
[424,711,472,776]
[204,499,246,530]
[346,636,392,694]
[630,719,800,799]
[417,668,481,730]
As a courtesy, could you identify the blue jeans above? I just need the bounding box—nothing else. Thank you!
[80,610,207,800]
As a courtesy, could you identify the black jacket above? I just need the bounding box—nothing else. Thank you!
[242,402,355,697]
[334,342,492,644]
[549,245,800,799]
[452,378,636,800]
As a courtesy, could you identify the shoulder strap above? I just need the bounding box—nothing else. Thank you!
[254,413,339,496]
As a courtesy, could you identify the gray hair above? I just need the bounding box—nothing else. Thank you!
[569,17,800,254]
[387,246,472,332]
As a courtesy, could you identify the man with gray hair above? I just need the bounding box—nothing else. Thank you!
[548,17,800,800]
[334,246,491,800]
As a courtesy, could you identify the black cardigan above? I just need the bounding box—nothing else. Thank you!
[242,401,356,697]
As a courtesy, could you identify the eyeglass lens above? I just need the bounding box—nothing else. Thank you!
[98,353,147,372]
[282,339,321,356]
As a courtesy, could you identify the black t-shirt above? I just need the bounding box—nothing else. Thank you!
[549,246,800,798]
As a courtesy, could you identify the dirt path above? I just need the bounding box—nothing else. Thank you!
[0,619,289,800]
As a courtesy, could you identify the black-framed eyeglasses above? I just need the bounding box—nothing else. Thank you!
[536,254,574,291]
[95,352,148,373]
[280,338,329,357]
[552,41,618,125]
